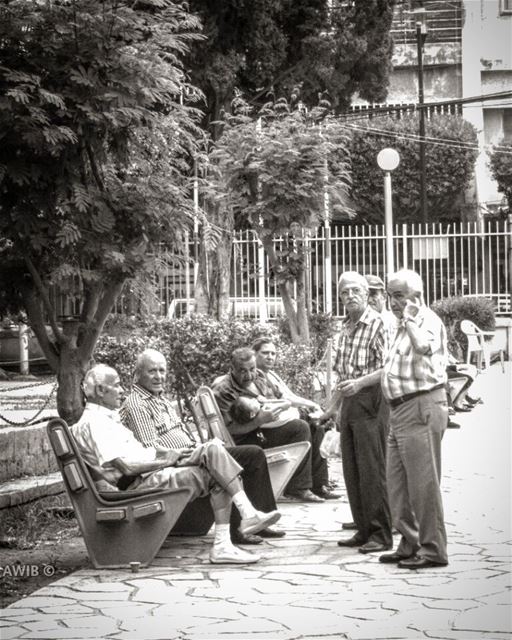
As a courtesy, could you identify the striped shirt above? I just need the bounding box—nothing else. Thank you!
[381,306,448,400]
[120,384,194,450]
[335,305,385,382]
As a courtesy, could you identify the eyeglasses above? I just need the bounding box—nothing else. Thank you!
[340,286,365,298]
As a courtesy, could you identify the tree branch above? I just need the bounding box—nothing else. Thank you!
[23,256,65,343]
[78,278,126,359]
[22,289,60,371]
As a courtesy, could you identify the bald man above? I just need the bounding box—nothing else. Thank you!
[120,349,284,545]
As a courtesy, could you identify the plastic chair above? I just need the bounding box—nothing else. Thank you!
[47,418,193,568]
[191,386,311,500]
[460,320,505,372]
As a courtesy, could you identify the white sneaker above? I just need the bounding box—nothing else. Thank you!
[209,543,260,564]
[240,509,281,536]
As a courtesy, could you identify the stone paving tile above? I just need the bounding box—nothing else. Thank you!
[1,363,510,640]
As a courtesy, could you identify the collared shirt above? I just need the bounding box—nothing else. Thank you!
[381,306,448,400]
[120,384,194,450]
[212,370,281,426]
[72,403,156,486]
[381,309,398,350]
[335,305,385,382]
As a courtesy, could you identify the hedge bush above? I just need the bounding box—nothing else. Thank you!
[94,314,332,404]
[431,296,496,360]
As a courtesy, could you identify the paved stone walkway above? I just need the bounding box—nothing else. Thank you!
[1,364,511,639]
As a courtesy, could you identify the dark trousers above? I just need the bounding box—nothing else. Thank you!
[339,384,392,546]
[227,445,276,533]
[309,420,329,491]
[233,419,312,493]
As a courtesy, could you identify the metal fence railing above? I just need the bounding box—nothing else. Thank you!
[112,219,511,319]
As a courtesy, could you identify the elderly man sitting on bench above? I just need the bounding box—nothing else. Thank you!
[72,364,280,565]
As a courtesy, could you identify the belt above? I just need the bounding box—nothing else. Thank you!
[388,384,445,408]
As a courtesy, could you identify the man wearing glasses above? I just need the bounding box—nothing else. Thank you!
[320,271,392,554]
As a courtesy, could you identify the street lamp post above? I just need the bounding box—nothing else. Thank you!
[414,7,428,223]
[377,148,400,276]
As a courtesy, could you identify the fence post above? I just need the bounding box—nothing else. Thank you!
[324,223,332,314]
[19,323,29,375]
[325,337,332,403]
[402,223,409,269]
[257,240,267,322]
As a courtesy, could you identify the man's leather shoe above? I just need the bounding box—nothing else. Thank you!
[231,530,263,545]
[314,485,341,500]
[337,535,366,547]
[379,551,413,564]
[398,555,448,570]
[259,527,286,538]
[240,509,281,535]
[284,489,325,503]
[358,541,391,554]
[342,521,357,530]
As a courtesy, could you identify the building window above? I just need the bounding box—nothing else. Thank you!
[500,0,512,14]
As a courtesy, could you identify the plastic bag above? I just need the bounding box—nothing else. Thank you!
[319,429,341,459]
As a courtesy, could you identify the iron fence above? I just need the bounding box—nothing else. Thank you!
[114,219,511,319]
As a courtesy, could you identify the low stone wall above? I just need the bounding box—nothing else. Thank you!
[0,423,57,483]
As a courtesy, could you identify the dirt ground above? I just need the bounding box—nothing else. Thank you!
[0,496,89,608]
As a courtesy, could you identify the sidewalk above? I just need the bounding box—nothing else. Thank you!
[1,364,511,640]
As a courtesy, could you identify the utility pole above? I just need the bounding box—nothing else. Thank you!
[415,7,428,223]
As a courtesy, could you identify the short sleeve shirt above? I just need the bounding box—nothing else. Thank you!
[382,306,448,400]
[71,403,156,485]
[335,305,385,383]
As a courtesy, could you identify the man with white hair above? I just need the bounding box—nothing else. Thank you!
[379,269,449,569]
[72,363,280,564]
[121,349,284,545]
[320,271,392,554]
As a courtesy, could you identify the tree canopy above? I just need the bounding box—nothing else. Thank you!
[0,0,202,421]
[186,0,396,130]
[488,139,512,211]
[348,114,479,223]
[203,98,352,341]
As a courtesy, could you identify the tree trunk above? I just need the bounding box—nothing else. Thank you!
[262,237,308,343]
[296,263,310,343]
[195,223,232,319]
[57,343,88,425]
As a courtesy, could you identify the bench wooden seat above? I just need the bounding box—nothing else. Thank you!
[47,417,194,568]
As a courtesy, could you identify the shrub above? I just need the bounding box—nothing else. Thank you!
[94,315,324,405]
[431,296,496,360]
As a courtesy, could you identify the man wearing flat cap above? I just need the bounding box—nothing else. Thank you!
[365,274,397,347]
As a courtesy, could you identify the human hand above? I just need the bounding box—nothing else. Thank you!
[162,446,195,466]
[338,379,362,397]
[403,297,420,321]
[259,406,285,423]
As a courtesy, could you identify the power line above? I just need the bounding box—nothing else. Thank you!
[339,121,512,156]
[341,90,512,119]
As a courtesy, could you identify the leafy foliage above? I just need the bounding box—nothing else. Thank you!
[187,0,396,125]
[349,115,479,223]
[94,314,331,401]
[202,97,352,341]
[431,296,496,360]
[0,0,202,422]
[488,138,512,210]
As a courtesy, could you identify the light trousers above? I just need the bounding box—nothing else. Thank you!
[386,387,449,563]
